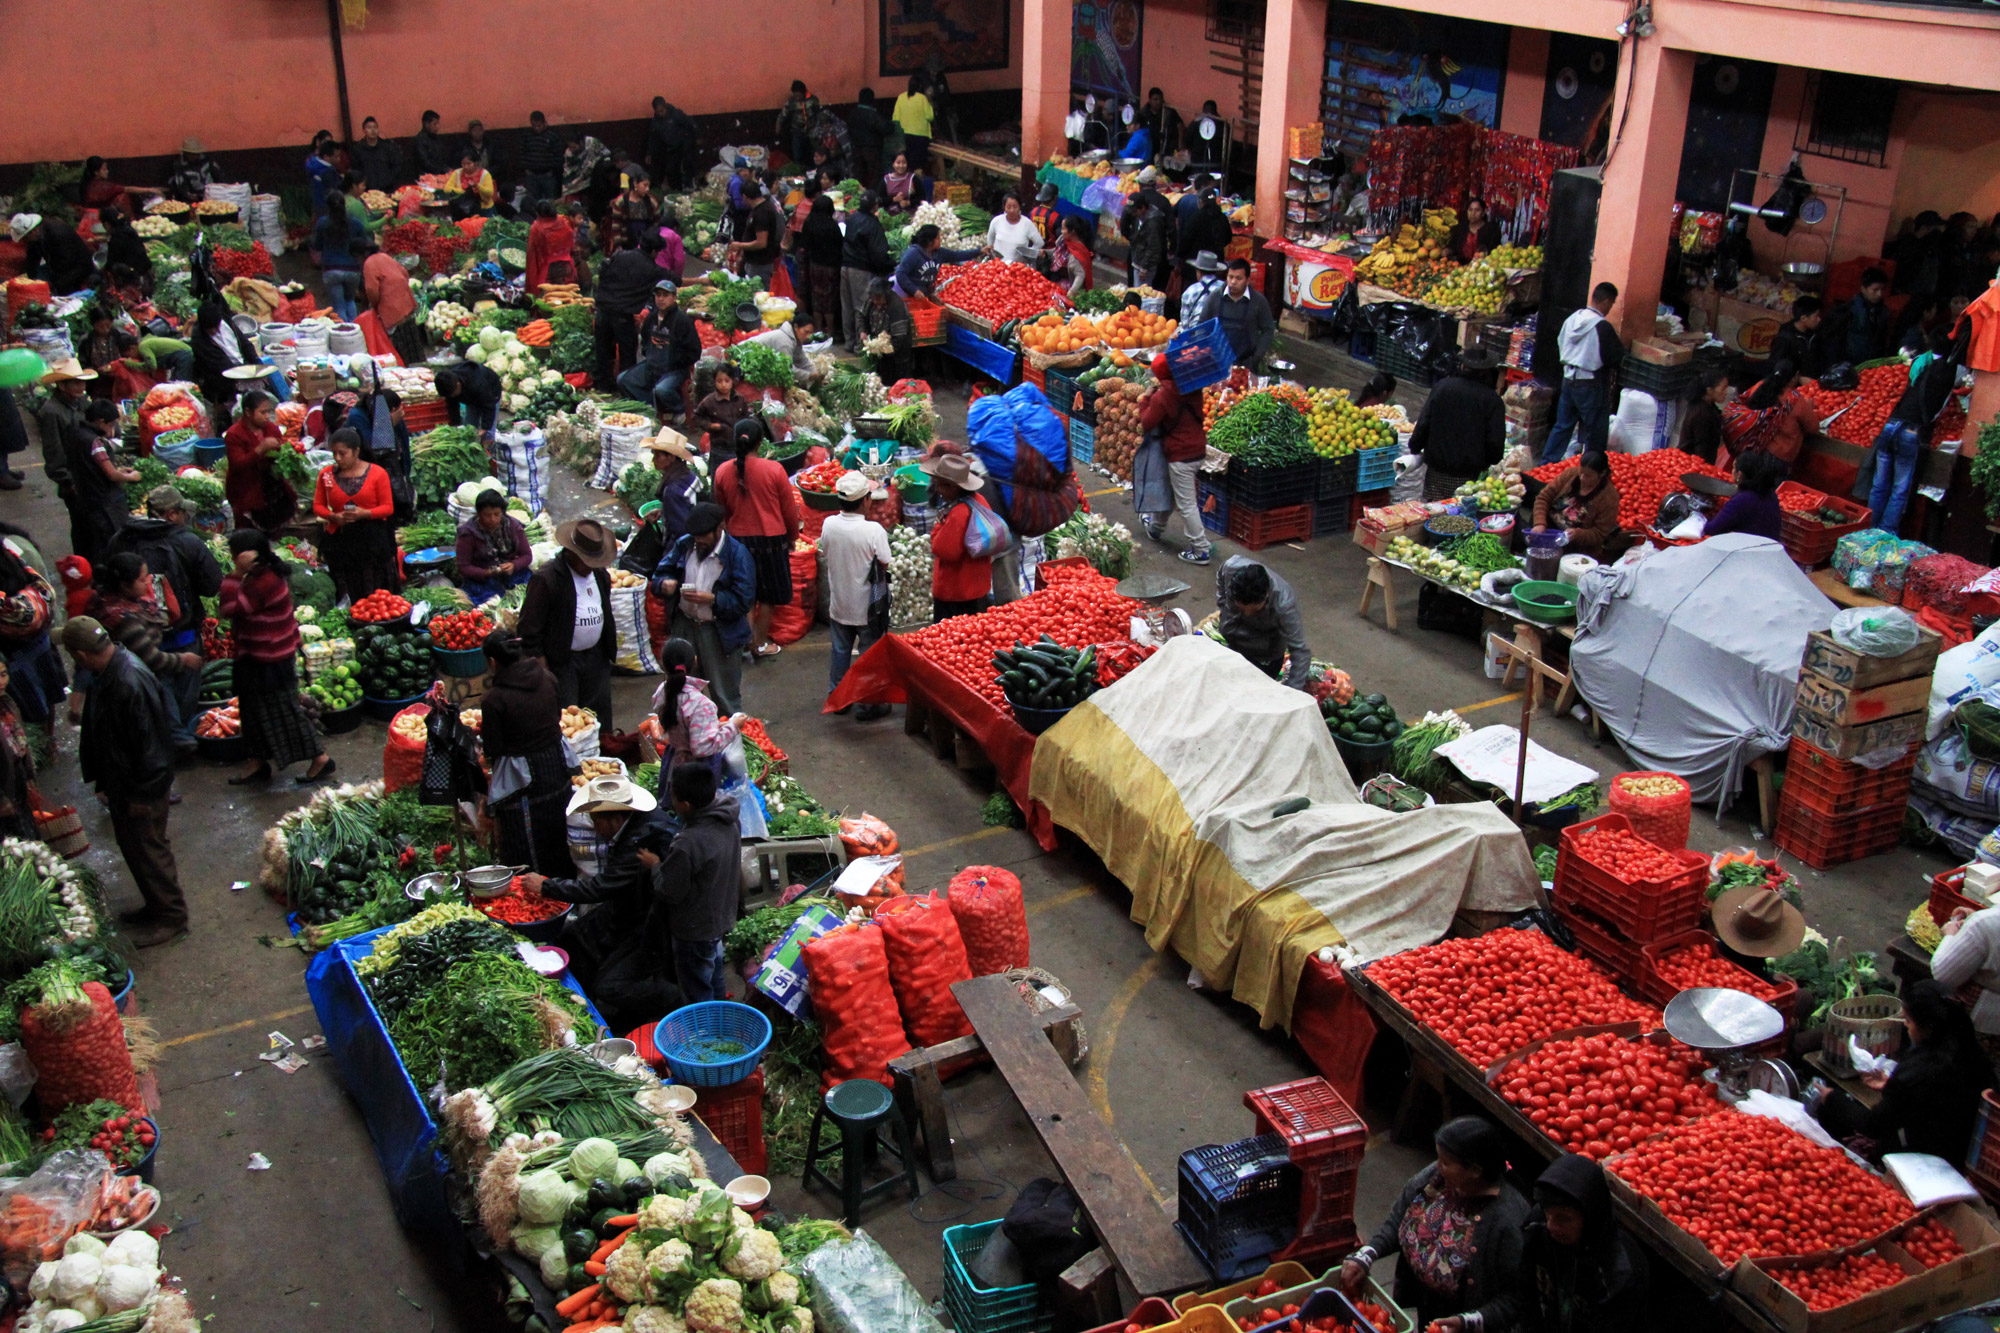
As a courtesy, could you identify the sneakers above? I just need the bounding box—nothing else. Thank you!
[1178,548,1213,565]
[1143,520,1165,542]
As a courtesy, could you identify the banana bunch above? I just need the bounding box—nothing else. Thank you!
[1421,207,1458,240]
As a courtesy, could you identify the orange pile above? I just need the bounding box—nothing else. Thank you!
[1019,313,1108,355]
[1099,308,1178,350]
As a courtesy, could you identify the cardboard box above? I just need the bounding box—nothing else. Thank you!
[1716,294,1784,360]
[1286,124,1324,160]
[1730,1204,2000,1333]
[1630,339,1693,367]
[295,365,338,400]
[1791,709,1926,760]
[1802,626,1944,690]
[1794,667,1932,728]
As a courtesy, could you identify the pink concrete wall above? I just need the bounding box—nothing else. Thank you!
[1890,90,2000,235]
[1142,0,1255,134]
[1745,67,1902,272]
[1500,30,1553,140]
[0,0,1022,164]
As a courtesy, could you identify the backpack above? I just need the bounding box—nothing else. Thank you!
[999,1178,1096,1287]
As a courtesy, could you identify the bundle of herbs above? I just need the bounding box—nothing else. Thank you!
[388,952,592,1092]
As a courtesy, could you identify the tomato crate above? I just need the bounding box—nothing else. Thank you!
[1772,794,1903,869]
[1779,487,1871,569]
[1081,1298,1177,1333]
[907,295,948,346]
[1068,415,1095,468]
[1555,814,1708,943]
[1782,736,1917,819]
[1929,866,1984,926]
[944,1220,1054,1333]
[1227,502,1313,551]
[403,399,449,432]
[689,1067,767,1175]
[1198,479,1230,535]
[1176,1135,1301,1281]
[1244,1077,1366,1266]
[1553,899,1644,986]
[1225,459,1320,509]
[1355,444,1399,493]
[1316,454,1359,500]
[1637,929,1799,1026]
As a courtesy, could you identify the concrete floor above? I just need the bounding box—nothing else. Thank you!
[1,322,1952,1331]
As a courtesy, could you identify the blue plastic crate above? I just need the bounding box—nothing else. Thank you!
[1197,478,1230,534]
[943,1221,1053,1333]
[1356,444,1399,492]
[1177,1135,1299,1281]
[1165,318,1233,393]
[1068,416,1095,469]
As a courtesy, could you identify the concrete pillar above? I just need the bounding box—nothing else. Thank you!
[1255,0,1331,242]
[1499,29,1551,141]
[1593,41,1696,343]
[1022,0,1073,169]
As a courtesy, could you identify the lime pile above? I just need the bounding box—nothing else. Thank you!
[1305,388,1399,459]
[307,663,363,711]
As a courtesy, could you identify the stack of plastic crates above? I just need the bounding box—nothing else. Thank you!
[1773,737,1914,869]
[689,1068,768,1175]
[1243,1077,1367,1266]
[1356,445,1398,494]
[943,1220,1054,1333]
[1176,1135,1300,1280]
[1197,478,1230,535]
[1551,813,1707,989]
[1068,415,1094,469]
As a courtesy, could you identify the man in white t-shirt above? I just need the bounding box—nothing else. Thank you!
[517,516,618,730]
[820,472,894,720]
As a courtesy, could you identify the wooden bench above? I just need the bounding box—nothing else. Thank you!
[952,973,1211,1301]
[886,998,1082,1185]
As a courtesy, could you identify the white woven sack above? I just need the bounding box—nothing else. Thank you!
[609,586,661,675]
[590,423,649,490]
[496,426,550,514]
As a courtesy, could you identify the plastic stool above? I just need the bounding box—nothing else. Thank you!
[801,1078,920,1224]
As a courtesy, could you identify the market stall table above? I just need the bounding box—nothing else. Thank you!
[942,320,1021,386]
[928,141,1025,190]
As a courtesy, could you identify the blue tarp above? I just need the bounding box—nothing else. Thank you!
[944,322,1019,385]
[968,381,1071,484]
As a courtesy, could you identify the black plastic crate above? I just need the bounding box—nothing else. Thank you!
[1177,1135,1299,1282]
[1348,329,1376,363]
[1375,342,1438,388]
[1312,496,1355,537]
[1046,364,1093,421]
[1619,354,1697,400]
[1317,454,1359,500]
[1225,458,1319,509]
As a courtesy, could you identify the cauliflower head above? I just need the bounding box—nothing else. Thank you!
[649,1237,694,1281]
[720,1227,783,1282]
[626,1306,688,1333]
[638,1193,689,1230]
[775,1308,814,1333]
[604,1239,656,1304]
[683,1277,745,1333]
[746,1271,801,1313]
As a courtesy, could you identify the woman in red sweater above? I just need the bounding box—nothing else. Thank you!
[223,392,297,533]
[313,428,400,605]
[922,451,996,619]
[220,529,332,786]
[1138,354,1213,564]
[712,419,802,658]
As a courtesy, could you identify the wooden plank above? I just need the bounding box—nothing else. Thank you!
[1809,567,1888,610]
[953,973,1208,1299]
[887,1003,1083,1182]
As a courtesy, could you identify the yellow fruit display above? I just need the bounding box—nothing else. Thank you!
[1488,243,1544,271]
[1305,387,1399,458]
[1424,258,1508,314]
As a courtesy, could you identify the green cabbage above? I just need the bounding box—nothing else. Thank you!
[516,1169,576,1224]
[568,1136,620,1182]
[479,325,506,353]
[613,1157,645,1183]
[512,1223,563,1261]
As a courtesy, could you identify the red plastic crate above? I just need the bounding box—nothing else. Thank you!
[907,295,948,344]
[1778,486,1871,568]
[403,398,449,432]
[1244,1077,1367,1172]
[1637,928,1799,1026]
[1782,737,1918,819]
[1553,899,1644,986]
[1772,794,1902,869]
[1555,814,1708,943]
[1930,867,1984,925]
[1022,361,1048,392]
[1226,502,1312,551]
[691,1068,768,1175]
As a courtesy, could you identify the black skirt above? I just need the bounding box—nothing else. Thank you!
[320,517,402,604]
[738,533,795,607]
[235,656,321,768]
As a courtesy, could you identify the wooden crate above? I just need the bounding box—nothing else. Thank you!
[1791,710,1926,760]
[1801,626,1943,690]
[1793,667,1932,729]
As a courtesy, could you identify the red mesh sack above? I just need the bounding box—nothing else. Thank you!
[20,982,141,1115]
[644,588,668,658]
[801,924,910,1088]
[872,895,975,1048]
[1608,772,1693,850]
[840,814,904,893]
[769,547,818,645]
[946,866,1030,975]
[382,704,430,794]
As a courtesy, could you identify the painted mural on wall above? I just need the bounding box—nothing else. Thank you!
[880,0,1011,77]
[1322,1,1508,135]
[1072,0,1144,104]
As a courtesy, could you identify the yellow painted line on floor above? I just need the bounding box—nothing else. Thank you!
[899,825,1011,861]
[161,1003,315,1049]
[1026,885,1096,916]
[1083,953,1167,1202]
[1452,691,1524,715]
[1084,486,1125,499]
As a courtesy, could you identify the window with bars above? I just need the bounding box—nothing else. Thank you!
[1208,0,1264,44]
[1796,71,1897,167]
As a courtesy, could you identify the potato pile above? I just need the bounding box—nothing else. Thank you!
[1092,377,1146,481]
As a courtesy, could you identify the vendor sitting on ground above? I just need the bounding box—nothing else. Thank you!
[1341,1117,1529,1329]
[454,489,533,604]
[1216,556,1309,690]
[1704,448,1786,541]
[525,773,681,1035]
[1530,449,1623,561]
[1820,978,1997,1162]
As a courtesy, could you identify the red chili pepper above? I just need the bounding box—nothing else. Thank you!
[474,876,570,925]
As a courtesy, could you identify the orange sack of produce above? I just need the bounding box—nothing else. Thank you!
[1608,771,1692,850]
[20,982,142,1116]
[801,923,910,1088]
[840,813,904,892]
[382,703,429,794]
[872,895,974,1048]
[946,866,1030,976]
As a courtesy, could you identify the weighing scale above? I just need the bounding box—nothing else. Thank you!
[1663,988,1798,1103]
[1115,573,1192,648]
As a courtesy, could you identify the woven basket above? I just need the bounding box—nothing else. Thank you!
[1000,966,1089,1065]
[1023,347,1099,371]
[36,807,88,859]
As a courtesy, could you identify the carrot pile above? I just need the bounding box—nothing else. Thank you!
[518,320,553,347]
[555,1217,638,1330]
[195,700,240,738]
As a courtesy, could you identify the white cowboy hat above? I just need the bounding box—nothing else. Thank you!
[566,774,658,816]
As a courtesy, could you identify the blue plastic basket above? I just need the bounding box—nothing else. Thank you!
[1176,1135,1299,1281]
[1197,478,1230,535]
[191,438,226,467]
[943,1220,1053,1333]
[1164,318,1232,393]
[652,1001,772,1087]
[1356,443,1399,492]
[433,645,488,678]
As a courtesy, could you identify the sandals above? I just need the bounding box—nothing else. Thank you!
[754,643,783,659]
[227,764,273,786]
[297,757,337,787]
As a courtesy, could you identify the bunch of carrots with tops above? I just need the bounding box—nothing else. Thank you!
[554,1213,638,1331]
[517,320,554,347]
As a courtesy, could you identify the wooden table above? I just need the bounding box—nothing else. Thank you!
[1810,567,1889,610]
[927,142,1027,189]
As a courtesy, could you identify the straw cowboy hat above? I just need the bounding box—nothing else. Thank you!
[40,359,97,384]
[566,774,657,816]
[919,452,983,491]
[1711,885,1807,958]
[646,428,695,462]
[553,517,617,569]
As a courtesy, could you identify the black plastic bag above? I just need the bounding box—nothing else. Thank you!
[1818,363,1859,391]
[1366,300,1458,373]
[1322,280,1362,337]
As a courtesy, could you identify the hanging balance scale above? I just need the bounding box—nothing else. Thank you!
[1115,573,1193,648]
[1663,988,1798,1103]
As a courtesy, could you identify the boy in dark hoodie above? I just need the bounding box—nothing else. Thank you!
[654,762,741,1004]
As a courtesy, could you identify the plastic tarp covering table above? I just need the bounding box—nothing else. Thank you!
[1569,534,1834,810]
[824,633,1059,850]
[1027,637,1539,1029]
[943,322,1021,385]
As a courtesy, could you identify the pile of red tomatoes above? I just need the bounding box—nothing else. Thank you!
[1525,448,1729,532]
[1365,929,1655,1066]
[1898,1218,1966,1269]
[1772,1252,1909,1311]
[1570,826,1689,884]
[936,261,1070,325]
[1494,1032,1722,1159]
[1650,938,1785,1003]
[351,590,413,623]
[902,567,1137,710]
[430,610,494,651]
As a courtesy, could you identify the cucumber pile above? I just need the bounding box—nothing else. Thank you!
[994,637,1098,713]
[197,659,234,706]
[1326,691,1404,746]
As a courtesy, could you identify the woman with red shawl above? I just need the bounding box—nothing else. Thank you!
[525,199,576,295]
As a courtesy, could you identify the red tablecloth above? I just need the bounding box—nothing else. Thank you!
[825,633,1058,851]
[1291,957,1379,1109]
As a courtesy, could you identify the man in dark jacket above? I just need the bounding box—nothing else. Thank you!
[349,117,403,192]
[1216,558,1309,689]
[847,89,889,187]
[527,775,683,1033]
[1768,295,1826,379]
[594,233,660,387]
[1213,259,1275,369]
[1122,191,1170,291]
[654,762,741,1005]
[34,363,92,499]
[616,281,703,422]
[651,503,754,715]
[435,363,503,437]
[63,617,186,946]
[644,98,701,193]
[841,192,893,355]
[13,214,95,296]
[519,110,566,205]
[411,109,452,178]
[112,486,225,651]
[518,518,618,730]
[1410,346,1507,498]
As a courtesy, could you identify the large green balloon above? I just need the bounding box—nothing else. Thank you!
[0,349,46,389]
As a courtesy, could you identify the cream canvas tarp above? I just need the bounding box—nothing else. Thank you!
[1028,636,1540,1029]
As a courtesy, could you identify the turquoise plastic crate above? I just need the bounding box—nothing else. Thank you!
[1356,444,1398,492]
[943,1220,1053,1333]
[1068,416,1094,469]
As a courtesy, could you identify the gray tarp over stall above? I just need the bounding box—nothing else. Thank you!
[1569,534,1833,809]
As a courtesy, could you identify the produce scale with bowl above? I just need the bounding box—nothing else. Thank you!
[1115,573,1193,648]
[1662,987,1798,1103]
